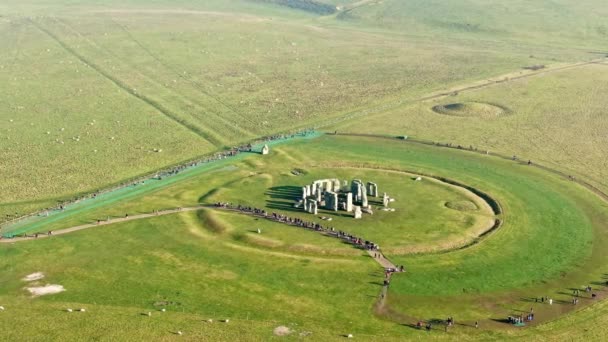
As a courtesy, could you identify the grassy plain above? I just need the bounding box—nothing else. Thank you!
[334,63,608,192]
[1,135,607,340]
[2,0,608,340]
[0,0,602,221]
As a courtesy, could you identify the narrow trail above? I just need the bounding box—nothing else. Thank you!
[0,203,397,269]
[205,206,398,270]
[367,250,396,268]
[0,206,204,243]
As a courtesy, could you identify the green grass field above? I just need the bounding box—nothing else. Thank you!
[2,0,608,340]
[2,135,607,340]
[333,63,608,192]
[1,0,603,221]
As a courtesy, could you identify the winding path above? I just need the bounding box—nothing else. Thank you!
[0,204,398,268]
[0,206,204,243]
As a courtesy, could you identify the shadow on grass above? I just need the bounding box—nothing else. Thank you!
[265,200,301,213]
[266,186,301,201]
[490,318,511,324]
[519,297,539,303]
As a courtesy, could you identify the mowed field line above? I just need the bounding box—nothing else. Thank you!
[28,18,223,148]
[107,16,258,134]
[47,16,245,144]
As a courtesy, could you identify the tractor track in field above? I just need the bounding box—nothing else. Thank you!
[106,16,258,137]
[27,18,224,148]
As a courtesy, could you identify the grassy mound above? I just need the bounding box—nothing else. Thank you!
[445,200,478,211]
[432,102,507,118]
[1,135,606,340]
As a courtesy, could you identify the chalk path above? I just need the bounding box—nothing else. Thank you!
[0,206,204,243]
[0,205,396,268]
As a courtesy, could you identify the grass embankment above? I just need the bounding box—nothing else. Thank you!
[1,135,606,340]
[1,0,598,220]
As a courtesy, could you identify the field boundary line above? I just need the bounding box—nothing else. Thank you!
[28,18,223,147]
[107,16,258,133]
[0,131,317,232]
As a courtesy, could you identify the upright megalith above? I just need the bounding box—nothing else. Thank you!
[333,179,341,192]
[346,192,353,212]
[307,201,318,215]
[261,144,270,155]
[351,180,363,202]
[315,187,322,202]
[367,182,378,197]
[297,177,387,218]
[325,191,338,211]
[383,193,389,207]
[354,206,362,219]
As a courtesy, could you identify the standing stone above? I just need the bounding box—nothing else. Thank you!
[306,185,312,197]
[315,187,322,202]
[383,193,389,207]
[350,180,359,199]
[324,191,338,211]
[330,192,338,211]
[311,182,317,195]
[325,181,332,192]
[354,206,362,219]
[367,182,378,197]
[333,179,341,192]
[324,192,332,210]
[303,198,308,211]
[351,180,363,202]
[302,186,307,200]
[261,144,270,155]
[362,186,368,208]
[311,201,318,215]
[346,192,353,212]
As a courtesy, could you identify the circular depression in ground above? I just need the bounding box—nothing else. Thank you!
[432,101,508,118]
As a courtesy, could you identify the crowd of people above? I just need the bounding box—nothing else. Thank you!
[1,129,315,237]
[213,203,381,251]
